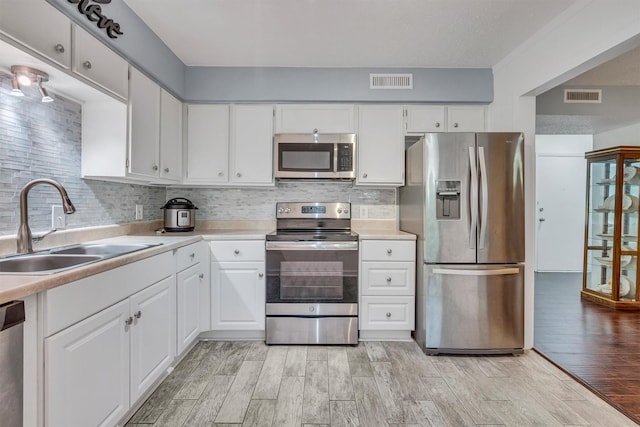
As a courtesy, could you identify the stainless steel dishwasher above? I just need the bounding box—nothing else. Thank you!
[0,300,25,427]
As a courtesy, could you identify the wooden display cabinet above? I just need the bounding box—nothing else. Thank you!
[582,146,640,309]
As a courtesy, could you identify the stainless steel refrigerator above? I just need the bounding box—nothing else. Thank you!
[399,132,525,355]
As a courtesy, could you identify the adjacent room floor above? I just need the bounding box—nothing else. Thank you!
[534,272,640,424]
[126,339,634,426]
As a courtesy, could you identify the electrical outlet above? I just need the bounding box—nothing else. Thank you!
[135,204,144,220]
[51,205,65,229]
[359,206,368,219]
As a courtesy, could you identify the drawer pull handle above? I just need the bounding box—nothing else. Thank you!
[54,43,65,53]
[199,273,204,279]
[82,60,92,69]
[435,122,441,128]
[386,312,391,318]
[259,273,264,278]
[386,276,392,282]
[164,167,170,173]
[387,249,393,255]
[134,311,142,319]
[234,249,240,255]
[125,316,133,326]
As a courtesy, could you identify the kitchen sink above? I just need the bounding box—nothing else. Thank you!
[0,254,103,274]
[0,243,162,275]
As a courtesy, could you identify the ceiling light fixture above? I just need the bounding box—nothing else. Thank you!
[10,66,54,102]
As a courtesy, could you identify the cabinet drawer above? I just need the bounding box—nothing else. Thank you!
[360,296,414,330]
[361,240,415,261]
[361,262,415,295]
[176,242,205,271]
[210,240,264,262]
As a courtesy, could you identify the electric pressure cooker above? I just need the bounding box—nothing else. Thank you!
[161,198,198,232]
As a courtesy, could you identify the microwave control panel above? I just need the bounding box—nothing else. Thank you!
[337,143,354,172]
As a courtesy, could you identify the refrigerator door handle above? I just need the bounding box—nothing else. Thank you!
[478,146,489,249]
[432,268,521,276]
[468,146,478,250]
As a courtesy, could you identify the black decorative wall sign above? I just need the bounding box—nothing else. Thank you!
[67,0,123,39]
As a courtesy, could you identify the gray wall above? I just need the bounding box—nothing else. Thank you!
[0,75,165,236]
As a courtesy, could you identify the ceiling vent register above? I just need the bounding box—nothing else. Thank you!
[369,73,413,89]
[564,89,602,103]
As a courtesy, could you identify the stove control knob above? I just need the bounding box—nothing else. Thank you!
[344,209,349,214]
[278,208,284,214]
[337,208,343,213]
[284,208,291,213]
[309,306,315,313]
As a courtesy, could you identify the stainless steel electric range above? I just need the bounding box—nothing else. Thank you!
[265,202,358,345]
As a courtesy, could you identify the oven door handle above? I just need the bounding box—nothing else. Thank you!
[266,241,358,251]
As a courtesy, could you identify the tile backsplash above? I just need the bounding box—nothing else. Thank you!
[1,74,396,237]
[0,75,165,236]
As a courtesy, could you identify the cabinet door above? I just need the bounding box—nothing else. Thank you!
[177,263,202,355]
[159,89,183,181]
[275,104,356,133]
[129,276,176,402]
[186,104,229,183]
[405,106,445,133]
[357,105,405,186]
[45,300,130,427]
[447,106,486,132]
[211,261,265,330]
[230,105,274,185]
[73,25,128,99]
[128,68,161,179]
[0,0,71,68]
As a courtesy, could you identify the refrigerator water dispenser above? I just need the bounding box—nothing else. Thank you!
[435,180,461,219]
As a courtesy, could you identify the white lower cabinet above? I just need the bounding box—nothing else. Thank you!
[359,239,416,340]
[43,252,176,427]
[210,240,265,337]
[176,242,209,355]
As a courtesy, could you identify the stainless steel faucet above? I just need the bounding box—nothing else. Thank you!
[17,179,76,253]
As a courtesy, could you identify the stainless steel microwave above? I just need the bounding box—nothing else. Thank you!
[274,133,356,179]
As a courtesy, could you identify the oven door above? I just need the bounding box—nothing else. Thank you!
[265,241,358,305]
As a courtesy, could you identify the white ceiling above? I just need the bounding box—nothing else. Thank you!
[123,0,577,68]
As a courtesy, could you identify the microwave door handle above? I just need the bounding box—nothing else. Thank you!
[334,143,338,173]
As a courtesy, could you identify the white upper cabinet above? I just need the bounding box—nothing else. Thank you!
[275,104,356,133]
[159,90,183,181]
[230,105,274,185]
[446,106,487,132]
[73,25,128,100]
[405,105,486,133]
[357,105,405,186]
[186,104,274,186]
[0,0,71,68]
[186,104,230,183]
[128,67,161,179]
[405,105,445,132]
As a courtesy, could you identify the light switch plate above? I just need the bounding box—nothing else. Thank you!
[135,204,143,220]
[51,205,65,229]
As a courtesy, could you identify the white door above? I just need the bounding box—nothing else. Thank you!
[45,299,130,427]
[186,104,230,183]
[536,154,587,271]
[128,68,160,178]
[130,276,176,402]
[230,104,274,184]
[159,89,183,181]
[211,261,265,330]
[177,264,202,355]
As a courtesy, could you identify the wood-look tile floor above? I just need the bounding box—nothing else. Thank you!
[125,340,636,426]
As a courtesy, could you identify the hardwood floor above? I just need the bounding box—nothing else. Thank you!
[126,339,634,426]
[534,272,640,425]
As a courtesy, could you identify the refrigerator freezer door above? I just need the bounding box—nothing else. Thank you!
[476,133,525,263]
[423,133,477,263]
[424,264,524,354]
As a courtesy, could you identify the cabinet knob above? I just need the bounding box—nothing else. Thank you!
[236,172,242,178]
[234,249,240,254]
[199,273,204,279]
[218,172,224,177]
[453,123,459,128]
[387,249,393,255]
[82,60,92,70]
[363,173,368,178]
[539,218,546,222]
[386,276,392,282]
[386,312,392,318]
[435,122,441,128]
[152,165,159,171]
[54,43,65,53]
[164,167,170,173]
[125,316,133,326]
[134,311,142,319]
[259,273,264,278]
[189,253,195,258]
